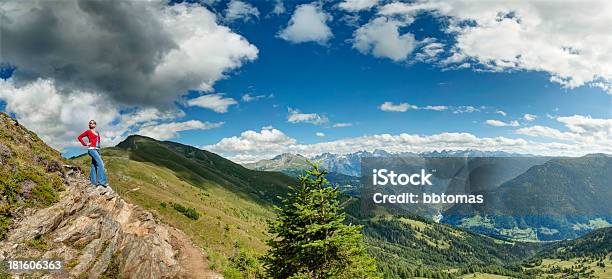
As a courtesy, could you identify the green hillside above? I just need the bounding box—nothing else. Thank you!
[71,135,296,277]
[523,227,612,278]
[343,198,541,278]
[535,227,611,260]
[0,113,65,239]
[116,135,295,205]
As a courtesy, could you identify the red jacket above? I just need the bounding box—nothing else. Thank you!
[77,130,100,148]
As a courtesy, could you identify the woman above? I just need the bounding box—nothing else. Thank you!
[77,120,108,189]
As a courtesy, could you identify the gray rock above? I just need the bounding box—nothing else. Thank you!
[0,170,221,278]
[0,143,12,164]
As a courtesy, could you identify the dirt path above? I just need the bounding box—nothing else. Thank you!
[169,227,223,279]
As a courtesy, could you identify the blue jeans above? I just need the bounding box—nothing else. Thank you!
[88,149,107,187]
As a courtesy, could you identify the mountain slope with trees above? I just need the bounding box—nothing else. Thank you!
[445,155,612,241]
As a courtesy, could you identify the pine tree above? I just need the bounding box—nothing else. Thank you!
[264,163,379,279]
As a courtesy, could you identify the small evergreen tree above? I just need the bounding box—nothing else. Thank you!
[264,163,379,279]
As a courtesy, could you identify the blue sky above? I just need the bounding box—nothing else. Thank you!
[0,0,610,161]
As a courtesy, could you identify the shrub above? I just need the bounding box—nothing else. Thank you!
[172,202,200,220]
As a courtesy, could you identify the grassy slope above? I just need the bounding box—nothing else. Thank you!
[71,136,296,275]
[0,113,66,239]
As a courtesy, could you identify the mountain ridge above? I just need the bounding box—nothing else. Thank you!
[245,150,534,177]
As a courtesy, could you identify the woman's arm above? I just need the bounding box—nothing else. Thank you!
[77,130,89,146]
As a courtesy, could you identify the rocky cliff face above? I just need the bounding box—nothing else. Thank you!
[0,113,220,278]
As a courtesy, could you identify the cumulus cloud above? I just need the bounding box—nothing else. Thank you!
[205,126,612,163]
[279,3,333,45]
[338,0,379,12]
[376,0,612,93]
[0,0,258,107]
[224,0,260,22]
[516,115,611,148]
[186,94,238,113]
[136,120,223,140]
[316,132,326,137]
[353,17,417,61]
[0,79,215,150]
[496,110,507,116]
[379,102,409,112]
[485,119,519,127]
[523,113,537,122]
[203,126,297,162]
[287,108,329,125]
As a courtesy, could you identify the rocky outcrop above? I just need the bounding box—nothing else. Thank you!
[0,167,221,279]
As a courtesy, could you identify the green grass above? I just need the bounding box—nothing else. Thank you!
[25,234,48,250]
[526,256,612,278]
[0,113,66,239]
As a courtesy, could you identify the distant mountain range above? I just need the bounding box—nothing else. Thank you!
[245,149,527,177]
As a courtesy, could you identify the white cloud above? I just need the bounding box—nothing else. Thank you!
[205,126,612,163]
[379,102,409,112]
[485,119,519,127]
[523,113,537,122]
[333,122,353,128]
[416,41,445,62]
[516,125,570,140]
[453,106,479,114]
[186,93,238,113]
[204,127,297,162]
[517,115,611,148]
[241,93,272,102]
[338,0,379,12]
[377,0,612,93]
[0,79,214,151]
[279,3,332,45]
[224,0,260,22]
[287,108,329,125]
[353,17,417,61]
[272,0,286,15]
[495,110,507,116]
[0,79,118,150]
[421,105,448,111]
[380,101,450,112]
[136,120,223,140]
[316,132,326,137]
[153,4,259,97]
